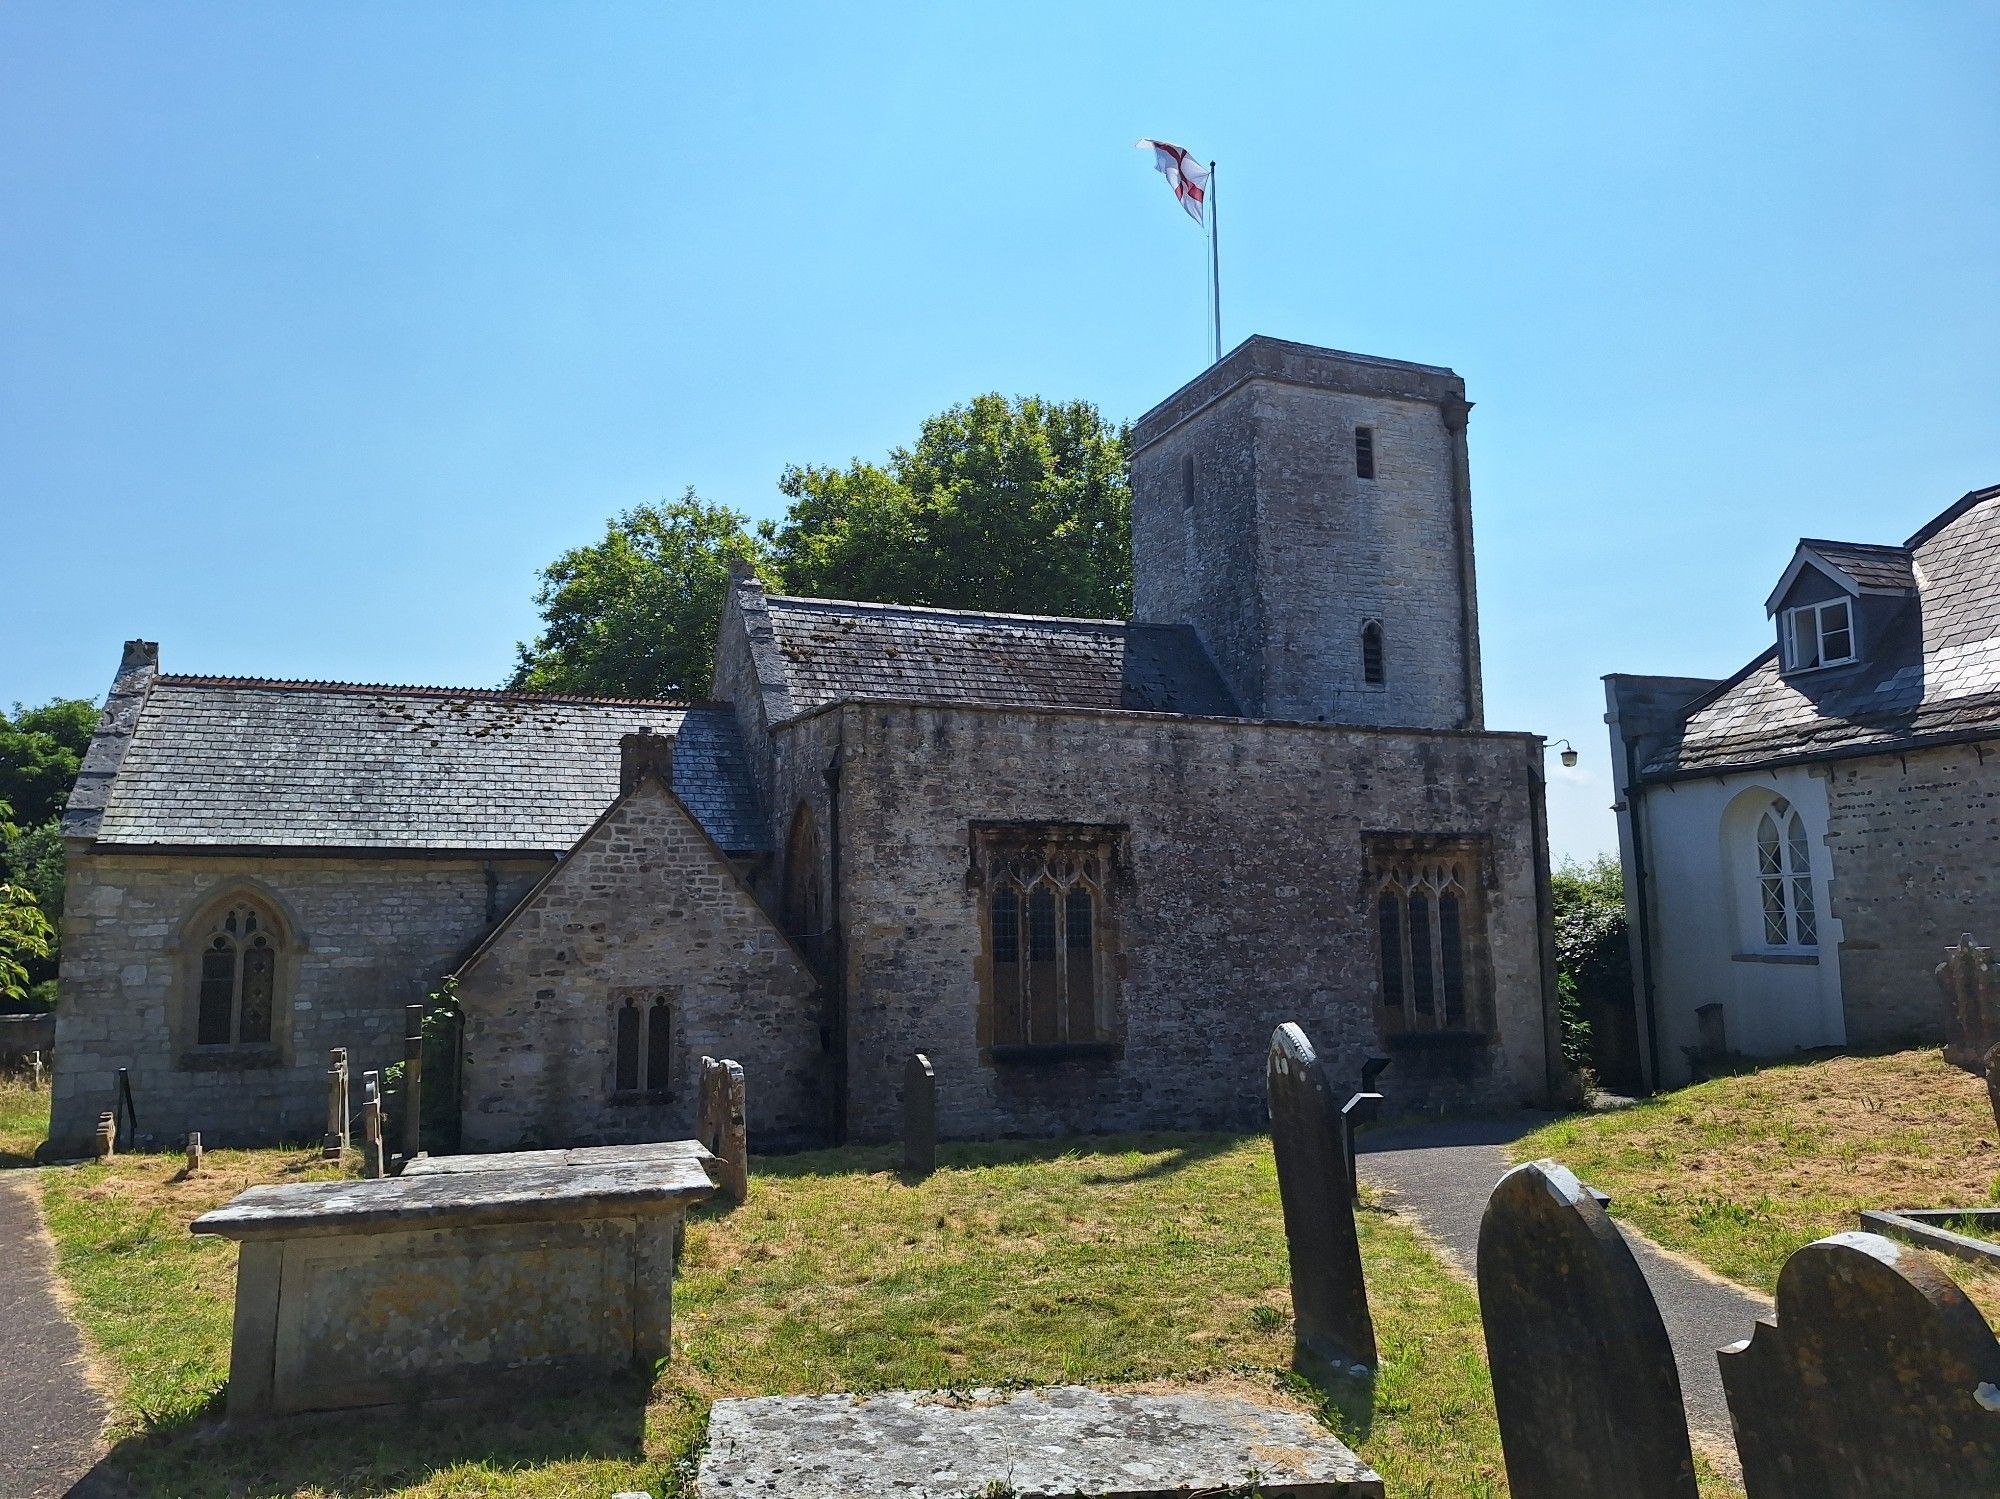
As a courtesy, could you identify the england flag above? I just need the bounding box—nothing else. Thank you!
[1137,139,1210,225]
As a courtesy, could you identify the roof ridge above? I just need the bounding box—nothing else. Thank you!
[763,594,1129,629]
[154,675,715,709]
[1799,538,1907,554]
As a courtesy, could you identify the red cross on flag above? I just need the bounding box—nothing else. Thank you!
[1137,139,1210,225]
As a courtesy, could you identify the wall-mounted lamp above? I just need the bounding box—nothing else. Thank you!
[1549,738,1580,769]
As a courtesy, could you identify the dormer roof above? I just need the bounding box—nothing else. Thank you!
[1763,539,1915,616]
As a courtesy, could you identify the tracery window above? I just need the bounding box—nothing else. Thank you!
[614,991,672,1095]
[1371,838,1490,1040]
[1755,800,1818,948]
[973,824,1124,1054]
[195,901,278,1047]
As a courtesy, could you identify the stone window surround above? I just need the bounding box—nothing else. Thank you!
[611,987,674,1101]
[1367,832,1495,1047]
[165,878,307,1071]
[968,821,1129,1063]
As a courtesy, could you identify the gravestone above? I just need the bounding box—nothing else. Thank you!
[186,1131,202,1174]
[1720,1230,2000,1498]
[323,1048,350,1160]
[400,1004,424,1164]
[698,1056,748,1202]
[1477,1159,1696,1499]
[1339,1091,1383,1205]
[1936,932,2000,1072]
[361,1071,385,1180]
[1984,1042,2000,1136]
[902,1053,935,1177]
[1266,1023,1375,1374]
[93,1111,114,1160]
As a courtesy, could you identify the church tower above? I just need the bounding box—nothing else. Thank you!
[1129,336,1483,730]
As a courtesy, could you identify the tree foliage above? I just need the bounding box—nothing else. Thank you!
[1552,853,1630,1079]
[0,883,54,1006]
[510,396,1132,699]
[0,698,96,828]
[0,698,96,1008]
[509,490,768,701]
[764,394,1131,619]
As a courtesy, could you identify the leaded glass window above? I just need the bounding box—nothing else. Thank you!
[975,826,1123,1052]
[192,902,277,1047]
[1756,800,1818,949]
[1371,840,1490,1039]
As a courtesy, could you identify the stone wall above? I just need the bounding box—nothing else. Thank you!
[455,776,822,1152]
[787,700,1553,1143]
[50,852,545,1153]
[1825,739,2000,1046]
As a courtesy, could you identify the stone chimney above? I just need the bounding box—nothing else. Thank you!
[619,728,676,793]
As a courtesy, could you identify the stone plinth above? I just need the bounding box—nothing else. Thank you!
[696,1385,1384,1498]
[192,1157,714,1418]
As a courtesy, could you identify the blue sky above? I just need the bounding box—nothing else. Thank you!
[4,3,1996,862]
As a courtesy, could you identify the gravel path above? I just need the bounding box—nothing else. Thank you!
[1356,1116,1771,1459]
[0,1174,107,1498]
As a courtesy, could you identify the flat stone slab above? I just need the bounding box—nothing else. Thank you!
[191,1158,714,1241]
[402,1139,719,1177]
[697,1386,1385,1498]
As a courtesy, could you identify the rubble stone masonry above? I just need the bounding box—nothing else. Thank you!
[1825,739,2000,1045]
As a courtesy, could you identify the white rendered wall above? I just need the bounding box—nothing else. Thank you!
[1634,766,1846,1086]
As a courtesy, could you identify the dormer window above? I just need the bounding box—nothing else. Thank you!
[1783,598,1855,672]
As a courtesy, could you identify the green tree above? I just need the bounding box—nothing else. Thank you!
[0,697,97,828]
[0,882,54,1006]
[1552,853,1630,1082]
[509,490,768,701]
[764,394,1131,618]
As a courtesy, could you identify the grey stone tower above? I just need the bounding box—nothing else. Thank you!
[1129,336,1483,730]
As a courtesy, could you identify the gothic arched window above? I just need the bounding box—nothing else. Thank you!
[1371,838,1490,1039]
[1755,800,1818,948]
[782,803,827,938]
[976,825,1124,1054]
[194,900,279,1048]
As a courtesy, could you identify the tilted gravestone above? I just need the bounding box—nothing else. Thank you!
[1477,1159,1696,1499]
[902,1052,936,1178]
[698,1055,749,1202]
[1266,1022,1375,1374]
[1720,1230,2000,1498]
[1983,1042,2000,1136]
[1936,932,2000,1072]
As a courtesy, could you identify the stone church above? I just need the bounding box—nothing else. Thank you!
[49,337,1561,1155]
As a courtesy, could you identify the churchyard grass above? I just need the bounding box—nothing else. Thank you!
[1513,1047,2000,1317]
[0,1072,52,1166]
[29,1130,1746,1498]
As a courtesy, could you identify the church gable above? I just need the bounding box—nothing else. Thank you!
[455,757,820,1153]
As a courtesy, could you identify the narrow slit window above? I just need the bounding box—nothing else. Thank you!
[1362,620,1385,685]
[645,997,672,1093]
[1354,426,1376,480]
[614,999,641,1093]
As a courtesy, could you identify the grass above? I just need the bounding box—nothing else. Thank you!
[29,1131,1583,1499]
[0,1072,53,1166]
[1515,1047,2000,1314]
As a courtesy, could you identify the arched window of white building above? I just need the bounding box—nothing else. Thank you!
[1754,799,1817,949]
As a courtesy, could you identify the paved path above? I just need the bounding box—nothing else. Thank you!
[1357,1117,1770,1461]
[0,1174,106,1498]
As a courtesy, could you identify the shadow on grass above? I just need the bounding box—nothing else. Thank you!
[1287,1357,1377,1445]
[756,1130,1257,1183]
[75,1374,655,1499]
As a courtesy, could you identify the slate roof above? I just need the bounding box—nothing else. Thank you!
[761,595,1243,718]
[81,678,765,854]
[1795,539,1917,593]
[1642,485,2000,778]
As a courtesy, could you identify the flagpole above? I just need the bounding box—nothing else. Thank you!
[1208,160,1221,364]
